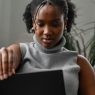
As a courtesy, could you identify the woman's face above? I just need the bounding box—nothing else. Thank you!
[33,4,66,48]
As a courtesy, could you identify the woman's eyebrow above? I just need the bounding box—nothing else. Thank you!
[36,19,44,23]
[36,18,61,22]
[36,19,44,22]
[51,18,61,22]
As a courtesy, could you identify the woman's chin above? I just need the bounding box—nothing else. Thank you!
[41,41,54,49]
[42,43,53,49]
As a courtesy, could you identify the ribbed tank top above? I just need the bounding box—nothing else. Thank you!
[18,35,80,95]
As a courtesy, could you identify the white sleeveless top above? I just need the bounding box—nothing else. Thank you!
[18,35,80,95]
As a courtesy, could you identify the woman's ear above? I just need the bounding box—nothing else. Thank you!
[32,21,36,33]
[33,20,36,30]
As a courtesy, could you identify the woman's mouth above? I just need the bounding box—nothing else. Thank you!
[42,38,53,44]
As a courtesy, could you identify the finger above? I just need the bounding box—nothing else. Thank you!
[0,52,3,80]
[12,53,16,74]
[1,47,8,79]
[8,49,13,76]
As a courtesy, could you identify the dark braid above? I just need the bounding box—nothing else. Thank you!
[66,0,77,32]
[23,0,77,33]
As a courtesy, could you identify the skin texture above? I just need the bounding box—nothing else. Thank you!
[0,44,21,80]
[77,55,95,95]
[0,3,95,95]
[33,5,65,48]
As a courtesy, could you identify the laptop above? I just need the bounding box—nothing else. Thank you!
[0,70,66,95]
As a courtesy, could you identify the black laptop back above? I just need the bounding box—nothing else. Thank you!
[0,70,66,95]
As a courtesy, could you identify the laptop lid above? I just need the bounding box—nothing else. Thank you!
[0,70,66,95]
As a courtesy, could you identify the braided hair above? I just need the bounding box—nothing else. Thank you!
[23,0,77,33]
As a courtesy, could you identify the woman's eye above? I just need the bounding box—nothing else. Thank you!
[51,21,60,27]
[37,22,44,27]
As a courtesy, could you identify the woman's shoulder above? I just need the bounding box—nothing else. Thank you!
[77,54,93,69]
[77,54,95,95]
[19,41,34,51]
[77,54,95,74]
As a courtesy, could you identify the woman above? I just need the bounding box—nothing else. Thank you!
[0,0,95,95]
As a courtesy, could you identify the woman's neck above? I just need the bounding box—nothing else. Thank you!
[33,34,66,53]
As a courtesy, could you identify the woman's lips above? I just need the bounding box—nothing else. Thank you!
[42,38,53,44]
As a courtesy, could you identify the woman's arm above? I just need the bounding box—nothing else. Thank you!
[7,44,22,70]
[77,55,95,95]
[0,44,21,80]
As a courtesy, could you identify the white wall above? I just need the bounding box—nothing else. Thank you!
[0,0,95,47]
[9,0,33,44]
[0,0,32,47]
[0,0,11,47]
[73,0,95,26]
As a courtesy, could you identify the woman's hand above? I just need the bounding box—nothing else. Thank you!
[0,44,21,80]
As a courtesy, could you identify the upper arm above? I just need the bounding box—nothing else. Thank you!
[77,55,95,95]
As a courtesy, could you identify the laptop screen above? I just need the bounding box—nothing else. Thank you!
[0,70,66,95]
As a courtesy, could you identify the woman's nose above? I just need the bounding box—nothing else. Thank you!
[43,25,52,35]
